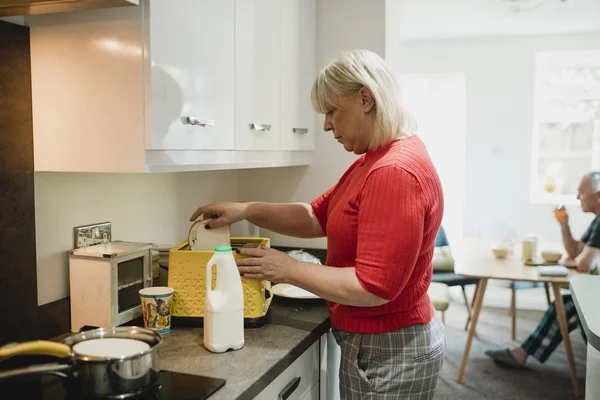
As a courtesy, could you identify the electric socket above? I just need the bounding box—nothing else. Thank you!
[73,222,112,249]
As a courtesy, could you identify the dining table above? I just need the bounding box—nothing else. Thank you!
[454,237,581,397]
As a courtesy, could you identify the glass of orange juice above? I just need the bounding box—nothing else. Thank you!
[554,205,568,222]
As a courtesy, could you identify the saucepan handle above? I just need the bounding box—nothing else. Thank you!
[0,341,71,360]
[0,363,71,381]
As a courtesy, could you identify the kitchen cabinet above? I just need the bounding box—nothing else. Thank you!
[301,383,320,400]
[255,338,322,400]
[148,0,235,151]
[0,0,138,18]
[281,0,317,151]
[235,0,316,153]
[234,0,281,151]
[28,0,314,173]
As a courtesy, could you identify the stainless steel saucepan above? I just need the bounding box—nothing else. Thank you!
[0,326,162,398]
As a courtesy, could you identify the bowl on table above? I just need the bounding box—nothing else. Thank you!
[491,245,511,259]
[541,250,562,263]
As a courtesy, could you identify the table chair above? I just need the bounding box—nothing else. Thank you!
[431,226,480,329]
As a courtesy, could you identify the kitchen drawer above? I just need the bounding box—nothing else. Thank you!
[255,341,319,400]
[301,383,319,400]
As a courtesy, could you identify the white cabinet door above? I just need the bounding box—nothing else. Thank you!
[280,0,316,151]
[301,383,320,400]
[148,0,235,150]
[255,341,319,400]
[234,0,281,151]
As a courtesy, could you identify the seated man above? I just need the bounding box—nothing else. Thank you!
[485,171,600,368]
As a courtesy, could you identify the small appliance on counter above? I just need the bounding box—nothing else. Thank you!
[154,244,173,287]
[0,324,227,399]
[168,220,272,328]
[68,241,154,332]
[0,371,226,400]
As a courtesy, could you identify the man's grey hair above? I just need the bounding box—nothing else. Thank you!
[588,171,600,193]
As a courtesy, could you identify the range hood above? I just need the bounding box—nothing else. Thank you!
[0,0,138,17]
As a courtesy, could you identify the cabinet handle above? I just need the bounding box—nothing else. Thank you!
[292,127,308,135]
[180,117,215,127]
[249,123,272,132]
[278,376,301,400]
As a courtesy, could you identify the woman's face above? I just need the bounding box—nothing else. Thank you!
[322,87,375,155]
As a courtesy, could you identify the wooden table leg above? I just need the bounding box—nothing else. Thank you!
[465,283,479,330]
[544,282,552,306]
[511,286,517,341]
[551,283,580,397]
[457,278,488,383]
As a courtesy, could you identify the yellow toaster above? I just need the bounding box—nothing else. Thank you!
[168,237,272,328]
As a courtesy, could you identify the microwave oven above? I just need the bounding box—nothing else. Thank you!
[68,241,153,332]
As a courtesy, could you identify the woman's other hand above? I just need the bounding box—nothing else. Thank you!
[236,246,298,281]
[189,202,248,228]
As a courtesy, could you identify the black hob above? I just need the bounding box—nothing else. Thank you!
[0,370,226,400]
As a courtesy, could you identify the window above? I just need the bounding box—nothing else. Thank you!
[530,49,600,204]
[402,73,466,244]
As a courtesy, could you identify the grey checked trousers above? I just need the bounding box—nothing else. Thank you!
[332,314,445,399]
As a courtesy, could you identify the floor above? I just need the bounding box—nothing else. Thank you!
[433,283,587,400]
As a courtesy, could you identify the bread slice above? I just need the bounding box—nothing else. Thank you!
[187,219,231,251]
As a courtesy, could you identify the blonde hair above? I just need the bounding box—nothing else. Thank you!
[311,49,405,149]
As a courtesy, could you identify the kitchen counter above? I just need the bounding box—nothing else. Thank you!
[570,274,600,400]
[571,274,600,350]
[159,296,331,400]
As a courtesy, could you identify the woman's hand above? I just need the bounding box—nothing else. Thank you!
[236,246,299,281]
[189,202,248,228]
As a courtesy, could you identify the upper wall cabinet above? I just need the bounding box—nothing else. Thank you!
[148,0,234,151]
[29,0,316,173]
[234,0,281,151]
[281,0,316,151]
[0,0,138,18]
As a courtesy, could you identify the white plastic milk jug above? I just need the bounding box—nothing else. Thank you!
[204,245,245,353]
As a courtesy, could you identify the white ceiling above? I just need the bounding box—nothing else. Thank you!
[398,0,600,41]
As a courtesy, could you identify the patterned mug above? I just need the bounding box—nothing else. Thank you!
[139,287,175,334]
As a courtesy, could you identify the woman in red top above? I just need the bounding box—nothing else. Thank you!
[190,49,445,399]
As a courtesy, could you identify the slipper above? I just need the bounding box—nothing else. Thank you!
[484,349,527,369]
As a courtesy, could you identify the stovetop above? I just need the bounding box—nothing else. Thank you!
[0,370,226,400]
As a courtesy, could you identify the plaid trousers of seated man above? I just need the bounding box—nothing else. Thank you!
[521,294,587,362]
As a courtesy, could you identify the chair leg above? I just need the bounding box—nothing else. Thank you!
[465,283,480,330]
[511,286,517,341]
[471,283,479,308]
[508,282,514,316]
[464,284,480,338]
[462,285,473,331]
[544,282,552,306]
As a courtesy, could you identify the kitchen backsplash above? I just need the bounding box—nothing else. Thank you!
[34,170,239,305]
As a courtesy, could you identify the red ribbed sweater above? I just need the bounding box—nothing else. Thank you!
[311,135,443,333]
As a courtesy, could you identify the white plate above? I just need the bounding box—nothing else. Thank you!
[271,283,321,300]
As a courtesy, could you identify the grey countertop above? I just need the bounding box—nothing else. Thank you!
[159,296,331,400]
[570,275,600,351]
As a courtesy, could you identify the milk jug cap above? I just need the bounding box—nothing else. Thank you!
[214,245,233,252]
